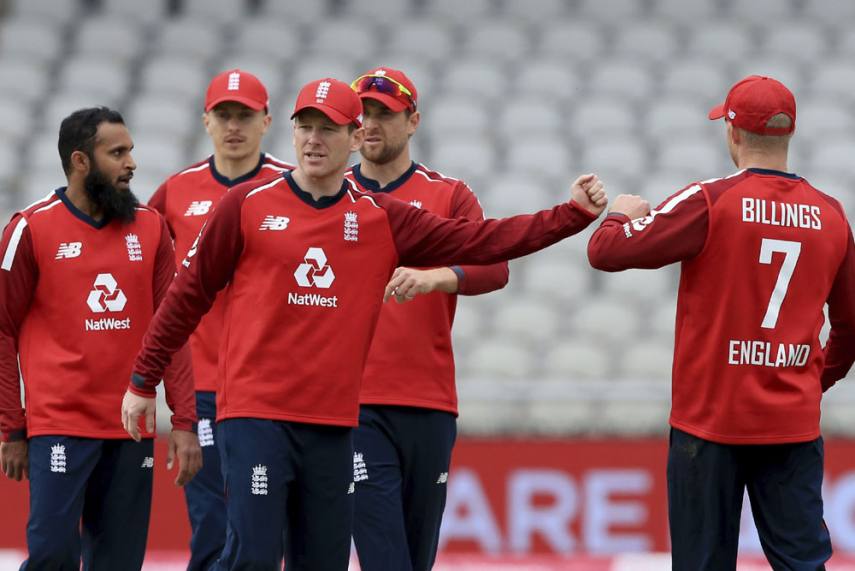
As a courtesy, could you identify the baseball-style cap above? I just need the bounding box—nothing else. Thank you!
[205,69,269,112]
[291,78,363,127]
[708,75,796,135]
[351,67,418,113]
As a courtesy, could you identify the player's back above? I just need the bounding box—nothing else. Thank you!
[671,168,851,444]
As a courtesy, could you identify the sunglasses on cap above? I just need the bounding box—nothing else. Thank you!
[350,74,416,111]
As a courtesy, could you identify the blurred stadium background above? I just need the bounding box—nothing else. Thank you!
[1,0,855,568]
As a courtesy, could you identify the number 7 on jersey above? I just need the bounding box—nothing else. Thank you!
[759,238,801,329]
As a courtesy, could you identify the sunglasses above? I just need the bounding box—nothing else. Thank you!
[351,74,416,111]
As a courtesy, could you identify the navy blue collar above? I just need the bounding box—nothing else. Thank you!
[55,187,111,229]
[350,161,418,194]
[747,168,800,180]
[283,171,349,209]
[209,153,266,187]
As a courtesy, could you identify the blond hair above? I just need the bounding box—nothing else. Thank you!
[739,113,793,151]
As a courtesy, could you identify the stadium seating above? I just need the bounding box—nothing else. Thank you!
[3,0,854,436]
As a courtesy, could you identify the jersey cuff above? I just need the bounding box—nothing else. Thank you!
[1,427,26,442]
[450,265,465,288]
[170,418,197,433]
[568,200,599,220]
[603,212,631,223]
[128,380,157,398]
[130,372,159,394]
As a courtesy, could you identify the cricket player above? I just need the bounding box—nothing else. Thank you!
[588,75,855,570]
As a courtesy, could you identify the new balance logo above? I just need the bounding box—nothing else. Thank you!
[353,452,368,482]
[184,200,213,216]
[87,273,127,313]
[409,200,422,209]
[198,419,214,447]
[294,247,335,288]
[50,444,66,473]
[228,72,241,91]
[437,472,448,484]
[348,482,355,494]
[251,465,268,495]
[141,457,154,469]
[259,215,290,231]
[55,242,82,259]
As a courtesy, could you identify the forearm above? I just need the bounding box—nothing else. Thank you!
[453,262,510,295]
[161,342,197,431]
[132,272,213,392]
[387,195,598,268]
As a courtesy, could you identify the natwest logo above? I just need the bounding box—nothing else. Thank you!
[294,247,335,288]
[85,317,131,331]
[86,273,127,313]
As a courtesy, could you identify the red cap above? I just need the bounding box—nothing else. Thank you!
[708,75,796,135]
[205,69,269,112]
[353,67,418,113]
[291,78,363,127]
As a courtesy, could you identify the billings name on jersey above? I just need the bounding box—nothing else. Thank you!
[728,196,819,368]
[742,197,821,230]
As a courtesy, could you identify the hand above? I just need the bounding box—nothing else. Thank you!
[0,440,28,481]
[570,173,608,217]
[383,267,458,303]
[121,390,156,442]
[168,429,203,486]
[609,194,651,220]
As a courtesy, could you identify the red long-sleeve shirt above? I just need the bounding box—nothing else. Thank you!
[132,172,596,426]
[346,162,509,414]
[589,168,855,444]
[148,153,294,392]
[0,190,195,442]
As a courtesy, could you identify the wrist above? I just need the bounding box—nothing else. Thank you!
[434,267,460,294]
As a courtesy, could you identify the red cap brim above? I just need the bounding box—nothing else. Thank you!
[708,103,726,120]
[206,95,266,112]
[359,92,410,113]
[291,103,361,127]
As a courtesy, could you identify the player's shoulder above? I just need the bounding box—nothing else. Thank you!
[127,204,170,236]
[699,169,752,192]
[801,178,850,225]
[19,191,63,221]
[413,163,468,189]
[260,153,295,174]
[694,169,754,204]
[171,157,212,181]
[132,203,162,220]
[351,181,392,212]
[159,157,213,194]
[233,171,289,203]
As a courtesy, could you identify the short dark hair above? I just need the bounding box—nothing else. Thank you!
[58,106,125,175]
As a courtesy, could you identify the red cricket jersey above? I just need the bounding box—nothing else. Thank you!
[346,162,509,414]
[0,189,196,441]
[589,168,855,444]
[148,153,294,392]
[132,172,596,427]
